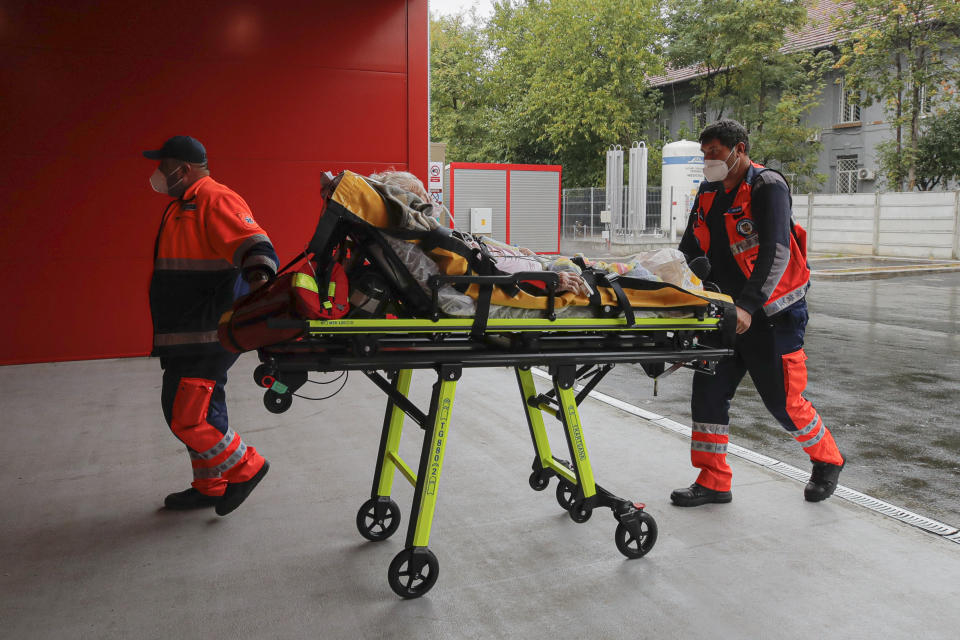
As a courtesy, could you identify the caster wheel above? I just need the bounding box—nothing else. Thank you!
[615,512,658,559]
[253,365,274,388]
[388,547,439,599]
[356,497,401,541]
[569,499,592,523]
[555,479,577,511]
[263,389,292,414]
[528,471,549,491]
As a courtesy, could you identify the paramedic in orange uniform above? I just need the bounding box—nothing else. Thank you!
[144,136,275,515]
[671,120,845,507]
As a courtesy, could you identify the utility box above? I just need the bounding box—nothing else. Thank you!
[470,208,493,234]
[447,163,562,253]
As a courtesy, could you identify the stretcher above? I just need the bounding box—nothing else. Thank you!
[226,172,736,598]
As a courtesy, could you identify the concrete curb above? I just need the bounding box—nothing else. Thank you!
[812,263,960,280]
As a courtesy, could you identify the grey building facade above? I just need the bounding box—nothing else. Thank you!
[652,2,947,195]
[658,70,890,194]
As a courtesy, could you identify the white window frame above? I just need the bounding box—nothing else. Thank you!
[783,172,801,194]
[838,78,861,124]
[836,155,859,194]
[694,105,707,132]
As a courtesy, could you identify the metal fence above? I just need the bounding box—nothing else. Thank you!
[561,187,664,242]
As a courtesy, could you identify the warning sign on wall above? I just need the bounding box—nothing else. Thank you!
[428,162,443,191]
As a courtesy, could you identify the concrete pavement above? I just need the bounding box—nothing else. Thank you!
[2,354,959,639]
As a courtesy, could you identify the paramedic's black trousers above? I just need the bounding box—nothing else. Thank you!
[689,299,844,491]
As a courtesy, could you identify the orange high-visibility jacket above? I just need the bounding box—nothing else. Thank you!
[685,164,809,316]
[150,176,277,357]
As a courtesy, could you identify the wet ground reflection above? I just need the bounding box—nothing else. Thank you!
[595,270,960,526]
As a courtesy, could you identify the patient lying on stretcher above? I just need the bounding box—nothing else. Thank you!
[368,171,702,317]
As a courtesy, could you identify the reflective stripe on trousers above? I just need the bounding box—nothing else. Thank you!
[689,421,732,492]
[161,354,266,495]
[688,299,843,491]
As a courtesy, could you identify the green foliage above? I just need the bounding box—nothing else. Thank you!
[664,0,828,190]
[914,104,960,190]
[430,0,665,187]
[487,0,665,186]
[835,0,960,190]
[429,12,492,163]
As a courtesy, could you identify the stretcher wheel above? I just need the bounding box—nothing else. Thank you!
[556,479,576,511]
[263,389,292,414]
[253,365,274,388]
[568,499,593,523]
[614,512,658,559]
[356,497,401,541]
[528,471,549,491]
[388,547,439,599]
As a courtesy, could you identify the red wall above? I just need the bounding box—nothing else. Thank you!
[0,0,429,364]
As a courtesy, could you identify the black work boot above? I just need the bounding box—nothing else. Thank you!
[805,459,845,502]
[164,488,221,510]
[670,482,733,507]
[216,460,270,516]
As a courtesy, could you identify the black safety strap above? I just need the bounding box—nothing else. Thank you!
[596,272,635,327]
[471,284,494,339]
[752,167,805,251]
[276,250,308,276]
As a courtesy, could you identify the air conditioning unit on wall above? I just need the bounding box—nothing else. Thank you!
[857,168,876,180]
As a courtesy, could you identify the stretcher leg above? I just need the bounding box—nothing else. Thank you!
[553,365,599,522]
[517,365,659,557]
[387,365,460,599]
[355,369,414,543]
[516,367,577,489]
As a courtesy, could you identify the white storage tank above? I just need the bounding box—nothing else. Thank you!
[660,140,704,241]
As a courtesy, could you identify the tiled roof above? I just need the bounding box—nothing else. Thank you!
[650,0,850,87]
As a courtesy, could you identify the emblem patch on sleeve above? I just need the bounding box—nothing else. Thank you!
[237,212,256,226]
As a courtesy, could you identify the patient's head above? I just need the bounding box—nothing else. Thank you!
[369,170,431,202]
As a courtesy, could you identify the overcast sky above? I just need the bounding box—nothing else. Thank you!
[429,0,495,18]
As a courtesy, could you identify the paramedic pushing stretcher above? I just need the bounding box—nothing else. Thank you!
[672,119,845,507]
[145,136,275,514]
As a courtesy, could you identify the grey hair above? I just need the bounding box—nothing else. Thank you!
[369,170,430,201]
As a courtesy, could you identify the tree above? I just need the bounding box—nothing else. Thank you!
[430,0,666,187]
[429,12,492,163]
[664,0,829,190]
[915,104,960,191]
[835,0,960,190]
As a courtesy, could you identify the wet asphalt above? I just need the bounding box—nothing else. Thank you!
[593,267,960,526]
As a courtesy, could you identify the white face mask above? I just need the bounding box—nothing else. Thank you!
[703,147,739,182]
[149,167,183,195]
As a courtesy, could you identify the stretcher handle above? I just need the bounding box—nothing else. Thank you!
[426,272,559,323]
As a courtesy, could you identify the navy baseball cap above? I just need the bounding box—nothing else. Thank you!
[142,135,207,163]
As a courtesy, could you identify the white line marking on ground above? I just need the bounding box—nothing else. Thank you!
[531,367,960,542]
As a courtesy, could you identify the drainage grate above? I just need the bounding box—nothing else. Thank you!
[833,487,959,536]
[728,444,780,467]
[549,374,960,544]
[652,417,690,436]
[768,461,811,482]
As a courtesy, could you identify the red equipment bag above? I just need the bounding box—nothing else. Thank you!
[218,253,351,354]
[218,273,304,353]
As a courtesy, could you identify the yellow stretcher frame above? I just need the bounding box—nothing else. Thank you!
[348,363,661,599]
[255,307,733,599]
